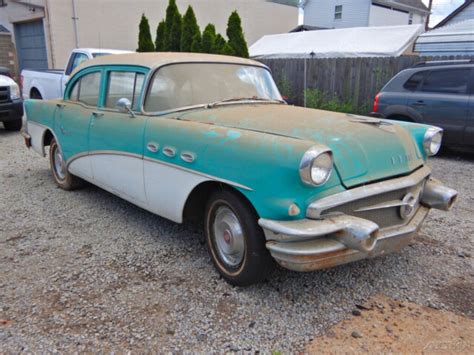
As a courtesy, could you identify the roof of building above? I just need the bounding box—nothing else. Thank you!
[394,0,429,12]
[73,52,265,76]
[0,24,10,33]
[250,24,424,59]
[414,18,474,55]
[434,0,473,29]
[289,24,328,32]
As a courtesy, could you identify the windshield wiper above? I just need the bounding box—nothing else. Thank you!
[206,97,284,108]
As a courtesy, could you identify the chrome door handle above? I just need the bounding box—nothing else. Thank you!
[92,111,104,118]
[412,101,425,106]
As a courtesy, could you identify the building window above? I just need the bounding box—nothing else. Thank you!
[334,5,343,20]
[408,13,413,24]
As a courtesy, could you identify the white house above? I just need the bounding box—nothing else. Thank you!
[302,0,429,28]
[433,0,474,29]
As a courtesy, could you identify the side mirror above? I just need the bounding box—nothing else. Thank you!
[116,97,135,118]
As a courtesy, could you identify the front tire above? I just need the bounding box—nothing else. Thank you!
[49,138,84,190]
[204,189,274,286]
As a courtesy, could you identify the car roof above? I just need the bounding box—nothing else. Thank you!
[71,52,267,77]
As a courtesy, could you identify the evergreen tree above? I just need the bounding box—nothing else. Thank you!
[164,0,182,51]
[155,20,166,51]
[201,24,216,54]
[220,42,236,56]
[226,11,249,58]
[137,14,155,52]
[180,6,200,52]
[212,34,226,54]
[190,32,202,53]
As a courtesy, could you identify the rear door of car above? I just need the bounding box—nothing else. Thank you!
[55,68,102,180]
[87,66,149,205]
[410,67,470,145]
[463,68,474,148]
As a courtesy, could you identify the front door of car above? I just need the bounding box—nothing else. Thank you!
[88,69,148,205]
[55,69,102,181]
[409,68,470,145]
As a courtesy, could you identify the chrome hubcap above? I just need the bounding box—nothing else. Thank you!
[53,146,66,180]
[212,206,245,268]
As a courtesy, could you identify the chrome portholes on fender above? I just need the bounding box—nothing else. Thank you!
[163,146,176,157]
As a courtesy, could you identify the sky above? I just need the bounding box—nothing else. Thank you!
[422,0,466,27]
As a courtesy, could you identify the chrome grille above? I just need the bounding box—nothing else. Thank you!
[323,180,426,229]
[0,86,9,103]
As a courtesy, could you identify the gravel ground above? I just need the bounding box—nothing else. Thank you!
[1,128,473,352]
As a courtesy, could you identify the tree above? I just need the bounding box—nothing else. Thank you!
[164,0,182,51]
[181,6,200,52]
[155,20,166,51]
[191,32,202,53]
[226,11,249,58]
[220,42,236,56]
[201,24,216,54]
[137,14,155,52]
[212,34,226,54]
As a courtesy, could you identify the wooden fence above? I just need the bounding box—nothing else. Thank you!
[258,55,474,114]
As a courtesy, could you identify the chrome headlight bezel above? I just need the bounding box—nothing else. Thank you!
[423,127,443,157]
[9,83,20,100]
[299,145,334,187]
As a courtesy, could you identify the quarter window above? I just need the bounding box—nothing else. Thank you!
[68,71,101,106]
[105,71,144,110]
[404,72,425,91]
[420,69,470,95]
[335,5,343,20]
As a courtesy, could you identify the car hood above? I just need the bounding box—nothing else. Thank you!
[177,104,424,187]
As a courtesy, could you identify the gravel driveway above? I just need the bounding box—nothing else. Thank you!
[1,129,473,352]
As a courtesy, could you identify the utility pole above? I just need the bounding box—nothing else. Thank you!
[71,0,79,48]
[425,0,433,31]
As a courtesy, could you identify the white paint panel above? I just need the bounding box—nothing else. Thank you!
[144,160,209,223]
[26,121,47,156]
[68,156,93,180]
[89,154,147,205]
[369,5,410,27]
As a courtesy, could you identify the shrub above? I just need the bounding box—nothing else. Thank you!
[181,6,200,52]
[155,20,166,51]
[226,11,249,58]
[137,14,155,52]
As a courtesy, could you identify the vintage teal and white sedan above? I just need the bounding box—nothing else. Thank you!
[23,53,458,286]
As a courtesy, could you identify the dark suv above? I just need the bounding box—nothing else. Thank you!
[372,60,474,151]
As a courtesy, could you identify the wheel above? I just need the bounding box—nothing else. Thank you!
[3,119,22,131]
[49,138,84,190]
[204,189,274,286]
[30,89,42,100]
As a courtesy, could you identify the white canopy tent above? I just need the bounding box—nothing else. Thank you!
[250,24,424,59]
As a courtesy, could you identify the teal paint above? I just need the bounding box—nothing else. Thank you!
[24,63,435,223]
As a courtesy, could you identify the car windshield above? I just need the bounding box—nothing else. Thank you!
[144,63,283,113]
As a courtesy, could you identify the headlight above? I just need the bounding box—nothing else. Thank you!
[299,145,333,186]
[9,83,20,100]
[423,127,443,156]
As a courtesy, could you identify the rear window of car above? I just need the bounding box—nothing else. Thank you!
[420,69,470,95]
[404,72,425,91]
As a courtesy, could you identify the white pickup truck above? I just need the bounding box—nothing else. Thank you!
[21,48,132,100]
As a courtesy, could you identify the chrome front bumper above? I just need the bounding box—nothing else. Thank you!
[259,168,458,272]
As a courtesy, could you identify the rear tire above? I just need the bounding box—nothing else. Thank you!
[49,138,84,190]
[3,119,22,131]
[204,189,274,286]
